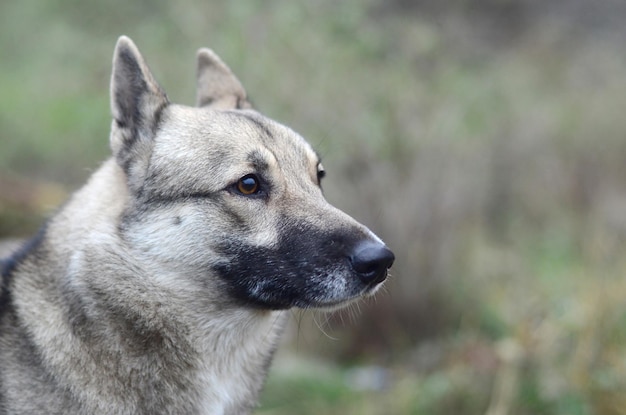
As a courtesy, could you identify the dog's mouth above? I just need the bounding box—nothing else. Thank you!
[308,240,394,308]
[284,240,394,310]
[304,273,390,310]
[212,232,394,310]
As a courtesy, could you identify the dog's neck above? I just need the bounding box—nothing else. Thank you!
[39,246,287,414]
[193,309,287,414]
[24,159,288,414]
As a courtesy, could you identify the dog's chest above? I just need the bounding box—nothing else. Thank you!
[194,370,249,415]
[191,311,286,414]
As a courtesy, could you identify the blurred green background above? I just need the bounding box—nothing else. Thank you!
[1,1,625,414]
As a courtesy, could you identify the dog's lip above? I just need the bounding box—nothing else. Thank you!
[304,298,356,311]
[302,280,385,310]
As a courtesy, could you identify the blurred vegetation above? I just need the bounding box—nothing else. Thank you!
[1,1,626,414]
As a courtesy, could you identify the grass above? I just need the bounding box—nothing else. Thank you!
[258,354,491,415]
[1,1,626,414]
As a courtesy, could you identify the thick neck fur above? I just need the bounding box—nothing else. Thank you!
[9,159,286,414]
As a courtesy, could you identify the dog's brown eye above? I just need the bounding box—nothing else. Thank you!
[236,174,260,195]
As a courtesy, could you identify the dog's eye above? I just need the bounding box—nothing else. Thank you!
[317,164,326,183]
[236,174,260,195]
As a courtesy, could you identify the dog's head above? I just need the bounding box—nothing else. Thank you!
[110,36,393,310]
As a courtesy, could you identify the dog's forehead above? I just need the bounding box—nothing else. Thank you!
[156,106,319,168]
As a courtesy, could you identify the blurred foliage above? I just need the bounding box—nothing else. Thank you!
[1,0,626,414]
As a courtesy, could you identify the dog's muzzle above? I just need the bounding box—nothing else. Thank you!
[349,241,395,285]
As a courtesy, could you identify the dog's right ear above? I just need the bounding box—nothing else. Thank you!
[110,36,169,176]
[196,48,251,109]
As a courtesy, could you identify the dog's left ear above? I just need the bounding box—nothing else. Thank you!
[196,48,251,109]
[110,36,169,178]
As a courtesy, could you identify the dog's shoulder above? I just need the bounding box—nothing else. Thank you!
[0,226,48,315]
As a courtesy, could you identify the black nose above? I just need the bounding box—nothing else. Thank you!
[349,241,395,285]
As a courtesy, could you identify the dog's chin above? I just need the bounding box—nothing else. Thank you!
[295,280,385,311]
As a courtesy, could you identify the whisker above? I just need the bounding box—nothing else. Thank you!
[312,310,339,341]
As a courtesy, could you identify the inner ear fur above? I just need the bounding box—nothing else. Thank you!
[109,36,169,178]
[196,48,251,110]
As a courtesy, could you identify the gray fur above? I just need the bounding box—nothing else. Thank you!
[0,36,393,414]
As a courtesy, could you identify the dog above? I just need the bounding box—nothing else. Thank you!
[0,36,394,414]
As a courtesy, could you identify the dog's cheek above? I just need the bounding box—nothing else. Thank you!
[209,243,302,309]
[121,206,221,270]
[209,225,363,309]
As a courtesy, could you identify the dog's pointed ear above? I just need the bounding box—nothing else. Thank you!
[196,48,251,109]
[110,36,168,173]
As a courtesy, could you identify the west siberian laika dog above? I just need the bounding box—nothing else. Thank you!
[0,36,394,414]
